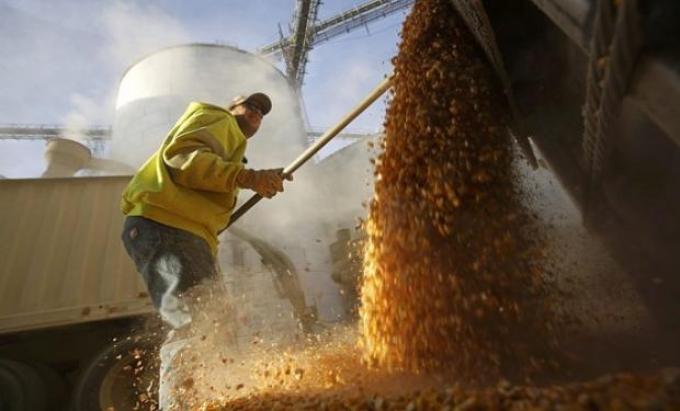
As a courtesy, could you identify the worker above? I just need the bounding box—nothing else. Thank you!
[119,92,290,409]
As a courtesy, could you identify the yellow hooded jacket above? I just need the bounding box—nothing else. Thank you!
[120,102,247,255]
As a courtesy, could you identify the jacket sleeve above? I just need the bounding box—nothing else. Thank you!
[162,114,244,193]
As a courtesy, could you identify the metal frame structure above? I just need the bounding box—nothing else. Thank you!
[279,0,322,89]
[0,124,110,156]
[0,124,110,141]
[260,0,414,88]
[0,125,368,143]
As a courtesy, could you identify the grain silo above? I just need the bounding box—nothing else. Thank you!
[111,43,306,169]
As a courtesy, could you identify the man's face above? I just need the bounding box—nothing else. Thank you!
[231,102,263,138]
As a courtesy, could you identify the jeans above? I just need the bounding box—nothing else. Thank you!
[122,215,219,329]
[122,216,224,410]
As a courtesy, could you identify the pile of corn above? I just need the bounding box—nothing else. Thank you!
[200,367,679,410]
[359,0,557,380]
[196,328,678,409]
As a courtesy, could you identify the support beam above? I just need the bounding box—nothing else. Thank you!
[261,0,414,55]
[0,124,374,147]
[283,0,321,89]
[0,125,110,140]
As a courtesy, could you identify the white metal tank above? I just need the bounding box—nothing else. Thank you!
[111,43,306,169]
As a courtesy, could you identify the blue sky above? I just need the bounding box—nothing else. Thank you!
[0,0,408,177]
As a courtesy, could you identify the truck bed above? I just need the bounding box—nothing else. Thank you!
[0,176,152,334]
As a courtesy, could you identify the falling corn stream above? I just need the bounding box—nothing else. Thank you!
[359,0,558,380]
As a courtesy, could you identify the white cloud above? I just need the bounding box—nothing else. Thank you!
[58,2,191,131]
[99,2,190,68]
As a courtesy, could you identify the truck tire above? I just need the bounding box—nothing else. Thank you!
[70,336,158,411]
[0,359,49,411]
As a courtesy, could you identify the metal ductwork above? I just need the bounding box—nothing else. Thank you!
[42,138,91,178]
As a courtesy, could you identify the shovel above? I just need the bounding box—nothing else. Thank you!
[220,74,394,232]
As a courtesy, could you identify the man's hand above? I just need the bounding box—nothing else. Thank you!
[236,168,293,198]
